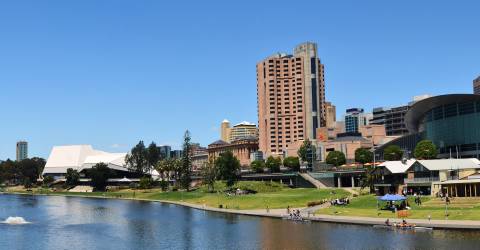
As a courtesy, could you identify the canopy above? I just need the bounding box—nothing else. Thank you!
[378,194,406,201]
[119,177,131,182]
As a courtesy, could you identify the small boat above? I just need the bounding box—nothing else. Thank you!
[373,224,433,231]
[282,216,311,223]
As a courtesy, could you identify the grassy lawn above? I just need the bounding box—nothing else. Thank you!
[317,194,480,220]
[6,181,349,210]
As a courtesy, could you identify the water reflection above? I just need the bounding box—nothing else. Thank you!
[1,194,480,250]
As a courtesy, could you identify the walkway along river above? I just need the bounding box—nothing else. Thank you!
[1,194,480,249]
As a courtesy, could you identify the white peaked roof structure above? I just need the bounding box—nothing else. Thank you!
[379,159,417,174]
[416,158,480,171]
[42,145,128,175]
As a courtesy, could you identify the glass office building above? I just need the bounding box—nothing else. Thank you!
[401,94,480,159]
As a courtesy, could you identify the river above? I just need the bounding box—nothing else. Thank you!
[1,194,480,250]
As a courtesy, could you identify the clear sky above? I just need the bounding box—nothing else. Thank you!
[0,0,479,159]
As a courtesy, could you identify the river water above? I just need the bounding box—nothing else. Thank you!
[1,194,480,250]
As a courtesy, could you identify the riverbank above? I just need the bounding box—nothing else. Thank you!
[4,189,480,230]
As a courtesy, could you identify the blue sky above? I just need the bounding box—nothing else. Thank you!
[0,0,479,159]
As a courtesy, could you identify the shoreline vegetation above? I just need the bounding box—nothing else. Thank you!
[4,181,480,229]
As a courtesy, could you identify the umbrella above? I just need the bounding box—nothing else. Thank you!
[378,194,406,201]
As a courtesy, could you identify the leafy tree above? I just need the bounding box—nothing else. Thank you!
[414,140,437,159]
[17,157,46,184]
[361,165,380,191]
[147,142,161,167]
[0,159,18,184]
[215,151,240,187]
[139,176,155,189]
[23,178,33,189]
[201,160,217,192]
[125,141,149,175]
[283,156,300,171]
[65,168,80,187]
[355,148,373,164]
[43,176,54,187]
[325,151,346,166]
[88,163,112,191]
[298,139,316,165]
[266,156,281,173]
[250,160,265,173]
[384,145,403,161]
[178,130,193,190]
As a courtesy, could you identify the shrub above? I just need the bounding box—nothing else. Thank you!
[139,176,155,189]
[283,157,300,171]
[266,156,281,173]
[43,176,54,187]
[250,160,265,173]
[159,180,169,191]
[307,200,323,207]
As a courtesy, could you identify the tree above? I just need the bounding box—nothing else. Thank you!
[17,157,46,184]
[250,160,265,173]
[298,139,316,165]
[139,176,155,189]
[201,160,217,192]
[215,151,240,187]
[65,168,80,187]
[384,145,403,161]
[266,156,281,173]
[178,130,193,190]
[88,163,112,191]
[355,148,373,165]
[326,151,346,166]
[43,176,54,187]
[147,142,161,167]
[414,140,437,159]
[283,156,300,171]
[125,141,149,175]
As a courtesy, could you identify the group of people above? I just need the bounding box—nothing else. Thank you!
[330,197,349,206]
[385,219,416,228]
[438,192,451,204]
[286,206,302,220]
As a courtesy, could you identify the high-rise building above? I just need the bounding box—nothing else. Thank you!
[229,121,258,141]
[344,108,372,133]
[325,102,336,128]
[370,95,431,136]
[158,145,171,159]
[220,119,258,143]
[16,141,28,161]
[257,42,326,156]
[170,150,183,159]
[474,76,480,95]
[220,119,230,142]
[370,106,409,136]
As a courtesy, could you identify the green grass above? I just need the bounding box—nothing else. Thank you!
[6,181,349,210]
[317,194,480,220]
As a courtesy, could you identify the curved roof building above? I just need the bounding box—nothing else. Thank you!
[378,94,480,159]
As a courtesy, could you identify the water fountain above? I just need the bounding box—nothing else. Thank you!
[2,216,30,225]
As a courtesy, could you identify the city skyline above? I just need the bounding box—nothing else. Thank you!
[1,0,479,160]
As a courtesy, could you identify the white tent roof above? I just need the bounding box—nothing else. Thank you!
[417,158,480,171]
[379,159,416,174]
[42,145,128,175]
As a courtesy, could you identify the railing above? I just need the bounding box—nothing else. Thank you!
[403,177,440,184]
[447,176,459,181]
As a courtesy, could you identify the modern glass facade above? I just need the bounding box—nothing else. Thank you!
[421,100,480,158]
